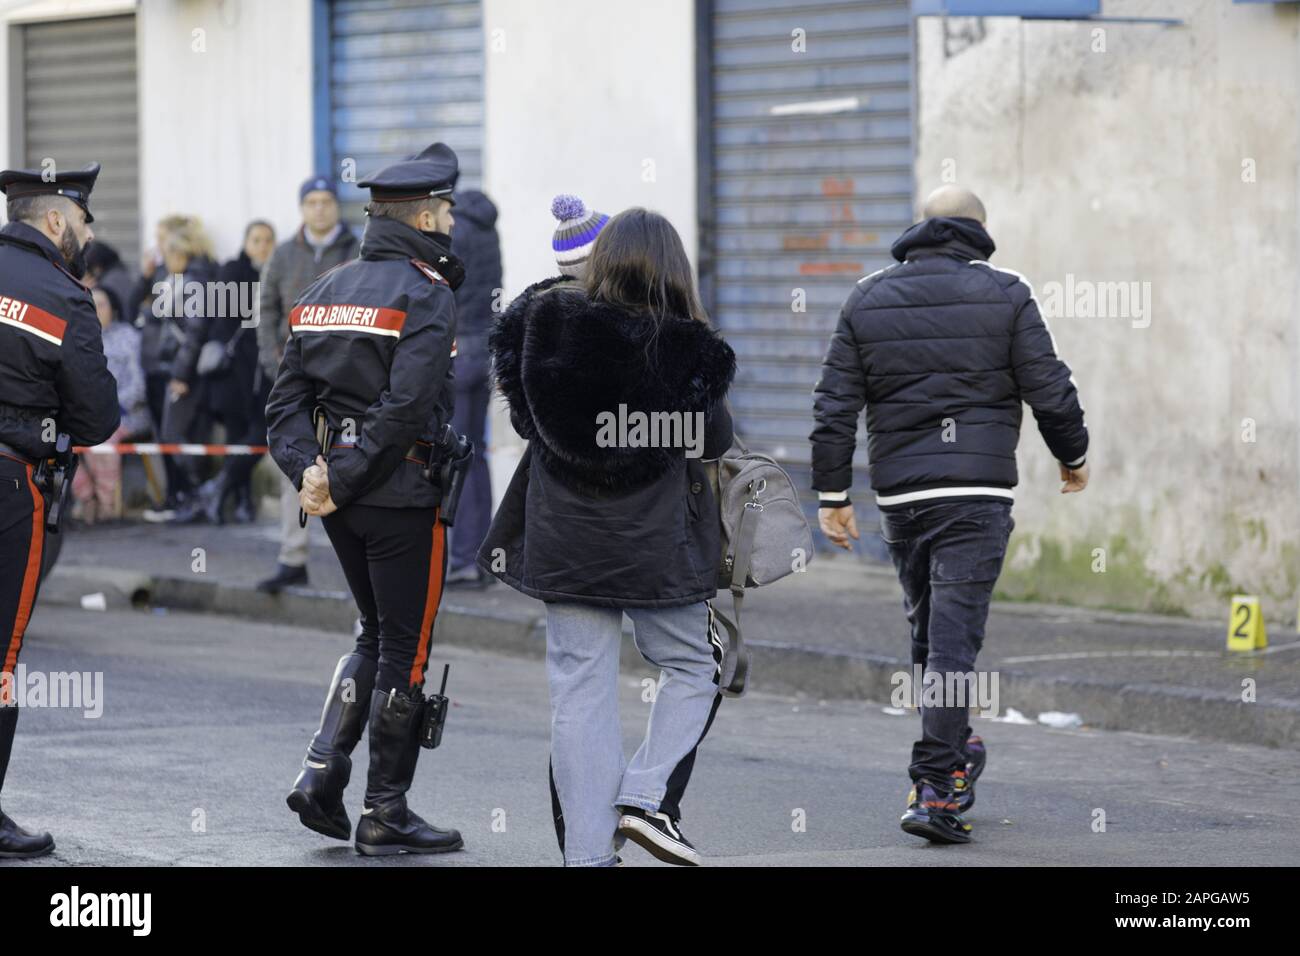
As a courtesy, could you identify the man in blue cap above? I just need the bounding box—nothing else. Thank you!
[0,160,120,858]
[254,175,358,591]
[266,143,467,856]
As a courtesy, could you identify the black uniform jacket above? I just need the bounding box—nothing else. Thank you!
[265,216,461,509]
[0,222,119,459]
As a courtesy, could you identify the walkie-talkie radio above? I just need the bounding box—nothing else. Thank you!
[419,664,451,750]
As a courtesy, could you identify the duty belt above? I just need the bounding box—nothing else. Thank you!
[330,440,433,467]
[0,441,37,466]
[1,433,78,532]
[330,425,473,526]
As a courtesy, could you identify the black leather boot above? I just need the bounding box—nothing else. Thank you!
[286,654,377,840]
[257,563,308,594]
[0,706,54,859]
[354,688,463,856]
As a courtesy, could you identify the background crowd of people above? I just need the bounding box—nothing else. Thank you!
[74,174,503,594]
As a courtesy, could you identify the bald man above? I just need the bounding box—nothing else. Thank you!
[809,185,1089,845]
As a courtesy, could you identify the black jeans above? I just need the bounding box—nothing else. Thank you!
[322,504,446,694]
[880,499,1014,785]
[159,378,212,500]
[215,368,270,490]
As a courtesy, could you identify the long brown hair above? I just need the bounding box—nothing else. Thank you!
[585,207,709,325]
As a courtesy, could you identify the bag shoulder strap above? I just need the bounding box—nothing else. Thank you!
[713,495,760,698]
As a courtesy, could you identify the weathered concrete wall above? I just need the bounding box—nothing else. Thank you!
[139,0,315,257]
[480,0,698,503]
[916,1,1300,622]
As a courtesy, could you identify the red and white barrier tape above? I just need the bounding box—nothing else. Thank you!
[73,443,269,456]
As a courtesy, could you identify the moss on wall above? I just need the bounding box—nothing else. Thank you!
[994,530,1298,627]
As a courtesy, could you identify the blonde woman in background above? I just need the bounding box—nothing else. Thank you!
[138,215,217,519]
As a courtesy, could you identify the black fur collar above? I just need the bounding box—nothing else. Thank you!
[490,277,735,492]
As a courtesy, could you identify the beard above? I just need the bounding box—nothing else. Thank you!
[59,227,87,279]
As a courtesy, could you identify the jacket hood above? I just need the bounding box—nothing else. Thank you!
[360,215,465,289]
[891,216,996,262]
[490,277,736,492]
[453,189,497,229]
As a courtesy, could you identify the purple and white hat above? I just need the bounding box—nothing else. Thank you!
[551,194,610,279]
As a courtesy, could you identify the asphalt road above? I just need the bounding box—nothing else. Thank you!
[59,521,1300,710]
[2,603,1296,867]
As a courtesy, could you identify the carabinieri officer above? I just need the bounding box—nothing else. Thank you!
[0,161,119,858]
[266,143,466,855]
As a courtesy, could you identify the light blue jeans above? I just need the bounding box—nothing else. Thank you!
[545,600,724,867]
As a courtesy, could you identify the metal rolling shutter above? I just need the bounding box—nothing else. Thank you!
[705,0,914,511]
[19,14,140,268]
[328,0,484,224]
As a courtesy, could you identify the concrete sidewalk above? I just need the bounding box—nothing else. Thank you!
[39,518,1300,749]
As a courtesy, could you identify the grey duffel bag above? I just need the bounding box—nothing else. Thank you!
[707,436,814,697]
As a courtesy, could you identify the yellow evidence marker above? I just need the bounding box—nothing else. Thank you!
[1227,595,1267,652]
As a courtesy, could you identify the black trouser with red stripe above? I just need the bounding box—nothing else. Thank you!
[321,504,446,694]
[0,454,46,796]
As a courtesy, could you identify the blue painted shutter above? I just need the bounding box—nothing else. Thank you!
[328,0,484,224]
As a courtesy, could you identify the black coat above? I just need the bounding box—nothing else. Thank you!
[138,256,217,381]
[478,278,736,608]
[810,216,1088,505]
[0,222,120,455]
[201,252,263,418]
[265,215,463,509]
[450,190,501,390]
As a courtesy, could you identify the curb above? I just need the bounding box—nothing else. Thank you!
[45,566,1300,750]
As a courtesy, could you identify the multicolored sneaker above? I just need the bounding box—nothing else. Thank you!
[951,768,974,812]
[957,735,987,811]
[901,779,973,844]
[964,734,987,782]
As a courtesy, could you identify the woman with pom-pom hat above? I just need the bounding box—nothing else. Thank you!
[481,204,736,866]
[550,194,609,280]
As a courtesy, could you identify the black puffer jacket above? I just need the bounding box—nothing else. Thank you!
[478,278,736,608]
[450,190,501,388]
[810,216,1088,506]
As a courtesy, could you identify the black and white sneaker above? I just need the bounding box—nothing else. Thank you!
[616,806,701,866]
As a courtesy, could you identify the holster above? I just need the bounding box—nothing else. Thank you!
[33,432,77,534]
[422,423,473,527]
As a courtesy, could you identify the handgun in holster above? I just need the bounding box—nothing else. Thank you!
[423,423,474,527]
[418,664,451,750]
[34,432,78,534]
[299,405,335,528]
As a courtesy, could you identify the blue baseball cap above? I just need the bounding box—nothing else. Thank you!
[299,175,337,203]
